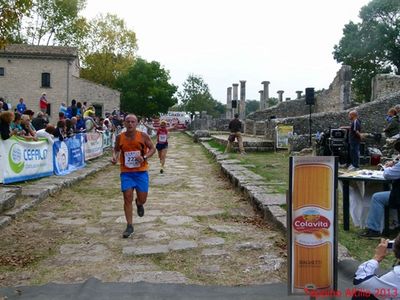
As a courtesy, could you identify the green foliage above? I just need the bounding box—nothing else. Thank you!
[333,0,400,102]
[177,74,225,118]
[116,58,177,117]
[13,0,88,46]
[268,97,279,107]
[0,0,33,47]
[79,13,137,88]
[245,99,259,115]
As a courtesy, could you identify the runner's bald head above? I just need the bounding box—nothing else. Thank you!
[125,114,137,122]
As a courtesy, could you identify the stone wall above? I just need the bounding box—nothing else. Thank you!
[0,54,119,122]
[245,65,352,124]
[264,91,400,140]
[70,76,120,116]
[371,74,400,101]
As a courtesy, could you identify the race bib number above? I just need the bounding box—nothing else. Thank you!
[159,134,167,143]
[124,151,141,168]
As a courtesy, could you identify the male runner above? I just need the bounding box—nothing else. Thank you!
[111,114,156,238]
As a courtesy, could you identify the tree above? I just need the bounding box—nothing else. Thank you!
[245,99,259,115]
[79,13,137,88]
[177,74,224,118]
[0,0,32,47]
[116,58,177,117]
[333,0,400,102]
[11,0,88,46]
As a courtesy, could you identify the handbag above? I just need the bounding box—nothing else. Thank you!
[228,134,236,142]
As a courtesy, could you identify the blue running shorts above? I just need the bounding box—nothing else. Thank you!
[120,171,149,193]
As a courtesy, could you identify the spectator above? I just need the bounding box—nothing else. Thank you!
[53,120,67,141]
[383,107,400,138]
[83,106,95,118]
[36,124,56,145]
[0,97,8,111]
[16,98,26,114]
[39,92,48,113]
[0,111,17,140]
[84,111,101,132]
[75,114,85,132]
[67,99,78,118]
[65,118,75,137]
[353,235,400,296]
[77,101,83,116]
[20,114,37,140]
[10,112,24,136]
[31,111,48,131]
[346,110,361,171]
[360,140,400,238]
[224,113,246,155]
[59,102,68,116]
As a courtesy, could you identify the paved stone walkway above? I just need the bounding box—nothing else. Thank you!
[0,133,287,287]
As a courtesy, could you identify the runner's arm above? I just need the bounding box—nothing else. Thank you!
[111,134,121,164]
[142,133,156,161]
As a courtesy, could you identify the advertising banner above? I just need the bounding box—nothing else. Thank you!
[84,131,103,161]
[288,156,338,295]
[53,134,85,175]
[0,136,53,184]
[275,124,293,149]
[102,130,112,149]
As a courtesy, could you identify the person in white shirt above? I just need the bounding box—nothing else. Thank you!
[354,235,400,300]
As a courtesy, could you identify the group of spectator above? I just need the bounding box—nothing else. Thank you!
[0,96,126,143]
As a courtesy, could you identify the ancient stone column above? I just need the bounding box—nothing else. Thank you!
[259,90,264,110]
[296,91,302,99]
[261,81,270,109]
[226,87,232,119]
[277,90,284,102]
[239,80,246,120]
[232,83,239,116]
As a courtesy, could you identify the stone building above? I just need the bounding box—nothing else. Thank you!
[0,44,120,121]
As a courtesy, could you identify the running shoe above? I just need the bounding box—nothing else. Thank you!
[122,224,134,238]
[136,199,144,217]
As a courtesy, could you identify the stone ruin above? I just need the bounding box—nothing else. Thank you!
[191,64,400,157]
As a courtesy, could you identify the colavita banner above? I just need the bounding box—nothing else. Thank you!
[288,156,338,295]
[0,136,53,184]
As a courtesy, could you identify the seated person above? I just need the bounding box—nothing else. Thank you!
[360,140,400,238]
[383,107,400,138]
[0,111,17,140]
[353,235,400,297]
[75,114,85,132]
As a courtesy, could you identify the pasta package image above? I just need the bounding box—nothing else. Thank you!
[288,156,338,295]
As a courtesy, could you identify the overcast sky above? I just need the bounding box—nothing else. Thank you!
[83,0,371,103]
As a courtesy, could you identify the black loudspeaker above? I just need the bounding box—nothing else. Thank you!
[231,100,237,109]
[305,87,315,105]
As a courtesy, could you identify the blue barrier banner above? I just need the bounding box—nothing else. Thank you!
[68,133,85,171]
[53,134,85,176]
[0,136,53,184]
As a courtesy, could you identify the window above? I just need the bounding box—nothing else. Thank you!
[41,72,51,87]
[93,104,103,117]
[0,67,4,76]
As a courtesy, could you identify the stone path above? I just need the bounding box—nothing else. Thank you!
[0,133,286,287]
